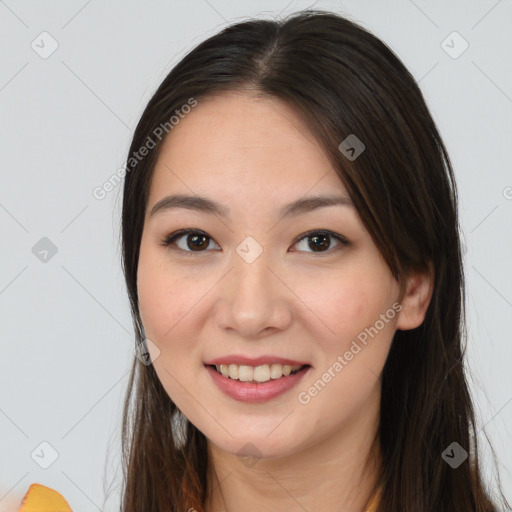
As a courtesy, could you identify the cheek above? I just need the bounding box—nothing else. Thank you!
[137,262,168,337]
[137,254,204,404]
[297,271,387,337]
[294,278,397,431]
[294,263,398,378]
[137,249,193,344]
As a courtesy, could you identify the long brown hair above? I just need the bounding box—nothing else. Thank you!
[118,9,509,511]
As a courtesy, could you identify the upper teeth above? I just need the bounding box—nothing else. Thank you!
[215,363,303,383]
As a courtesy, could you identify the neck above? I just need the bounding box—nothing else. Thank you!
[204,391,382,512]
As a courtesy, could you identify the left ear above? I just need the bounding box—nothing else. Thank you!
[395,263,435,331]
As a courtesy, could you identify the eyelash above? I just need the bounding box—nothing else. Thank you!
[160,228,350,256]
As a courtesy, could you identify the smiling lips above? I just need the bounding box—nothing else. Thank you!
[205,363,311,402]
[204,355,310,384]
[203,355,312,402]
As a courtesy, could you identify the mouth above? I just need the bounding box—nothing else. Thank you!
[205,363,311,384]
[204,362,312,403]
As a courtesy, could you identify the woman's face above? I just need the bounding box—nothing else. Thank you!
[137,91,404,460]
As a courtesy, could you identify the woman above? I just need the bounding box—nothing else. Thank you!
[118,8,508,512]
[15,8,507,512]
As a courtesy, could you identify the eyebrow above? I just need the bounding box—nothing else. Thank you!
[149,193,353,220]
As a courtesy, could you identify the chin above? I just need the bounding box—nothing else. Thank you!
[207,431,303,462]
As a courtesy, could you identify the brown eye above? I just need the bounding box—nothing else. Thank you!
[162,229,219,253]
[184,233,209,251]
[292,230,350,254]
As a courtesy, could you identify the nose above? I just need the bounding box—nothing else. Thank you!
[214,249,293,339]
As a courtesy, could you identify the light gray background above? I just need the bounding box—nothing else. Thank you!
[1,1,511,510]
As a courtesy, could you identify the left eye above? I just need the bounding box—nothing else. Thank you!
[292,230,349,253]
[161,229,350,255]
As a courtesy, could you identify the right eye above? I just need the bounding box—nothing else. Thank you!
[161,229,220,255]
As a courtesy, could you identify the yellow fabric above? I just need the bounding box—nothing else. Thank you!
[364,487,381,512]
[17,483,72,512]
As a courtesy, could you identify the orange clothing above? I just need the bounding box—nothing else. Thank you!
[364,486,381,511]
[16,483,72,512]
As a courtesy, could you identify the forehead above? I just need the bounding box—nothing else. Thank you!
[148,91,349,209]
